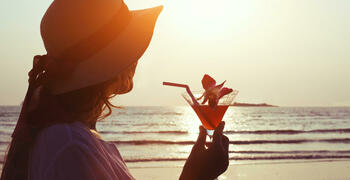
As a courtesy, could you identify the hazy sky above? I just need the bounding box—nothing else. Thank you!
[0,0,349,106]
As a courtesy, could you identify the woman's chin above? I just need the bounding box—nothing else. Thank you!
[118,83,133,95]
[119,88,132,95]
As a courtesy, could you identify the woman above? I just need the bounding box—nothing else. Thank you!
[1,0,229,179]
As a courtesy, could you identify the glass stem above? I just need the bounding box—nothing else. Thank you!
[206,129,214,141]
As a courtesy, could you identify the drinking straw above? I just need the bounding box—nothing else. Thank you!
[163,82,215,129]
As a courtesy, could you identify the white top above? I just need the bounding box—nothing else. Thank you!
[29,122,135,180]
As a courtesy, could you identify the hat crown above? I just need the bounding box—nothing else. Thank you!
[41,0,125,59]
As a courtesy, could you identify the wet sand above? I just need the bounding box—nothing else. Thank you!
[129,160,350,180]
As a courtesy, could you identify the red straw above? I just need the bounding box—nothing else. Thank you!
[163,81,215,129]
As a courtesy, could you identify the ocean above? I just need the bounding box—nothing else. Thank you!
[1,106,350,169]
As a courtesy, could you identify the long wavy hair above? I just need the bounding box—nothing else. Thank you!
[0,62,137,180]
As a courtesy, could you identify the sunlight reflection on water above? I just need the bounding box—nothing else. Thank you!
[180,106,201,137]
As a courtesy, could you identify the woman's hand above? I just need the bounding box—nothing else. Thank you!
[180,122,229,180]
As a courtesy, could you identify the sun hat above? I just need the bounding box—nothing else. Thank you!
[40,0,163,94]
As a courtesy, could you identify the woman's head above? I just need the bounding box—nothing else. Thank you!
[1,0,163,179]
[56,61,138,129]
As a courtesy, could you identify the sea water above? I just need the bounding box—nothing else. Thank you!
[1,106,350,169]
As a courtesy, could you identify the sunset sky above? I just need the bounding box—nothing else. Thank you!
[0,0,349,106]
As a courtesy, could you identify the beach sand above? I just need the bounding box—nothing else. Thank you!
[129,160,350,180]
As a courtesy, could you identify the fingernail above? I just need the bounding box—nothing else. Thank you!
[219,121,225,128]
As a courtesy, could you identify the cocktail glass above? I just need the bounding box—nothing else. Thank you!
[182,90,238,136]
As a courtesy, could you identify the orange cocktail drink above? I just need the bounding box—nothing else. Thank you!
[182,90,237,131]
[191,105,229,130]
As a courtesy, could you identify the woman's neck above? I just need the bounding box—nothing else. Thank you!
[74,113,97,130]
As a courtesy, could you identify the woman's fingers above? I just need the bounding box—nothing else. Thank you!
[194,126,207,150]
[222,135,229,154]
[213,121,225,147]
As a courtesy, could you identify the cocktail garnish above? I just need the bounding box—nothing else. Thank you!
[197,74,233,109]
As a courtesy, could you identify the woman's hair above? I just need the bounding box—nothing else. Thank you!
[0,62,137,180]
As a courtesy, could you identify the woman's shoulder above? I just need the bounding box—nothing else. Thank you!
[40,121,90,138]
[33,122,96,156]
[31,122,135,180]
[39,122,80,140]
[39,123,72,141]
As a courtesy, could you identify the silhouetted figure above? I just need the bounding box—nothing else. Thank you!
[0,0,229,179]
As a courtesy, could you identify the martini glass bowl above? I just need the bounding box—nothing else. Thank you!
[182,90,238,135]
